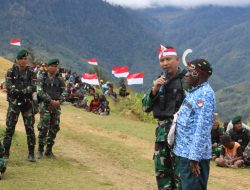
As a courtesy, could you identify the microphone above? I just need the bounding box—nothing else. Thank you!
[159,72,167,94]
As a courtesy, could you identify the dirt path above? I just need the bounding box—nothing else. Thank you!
[57,137,156,190]
[0,90,156,189]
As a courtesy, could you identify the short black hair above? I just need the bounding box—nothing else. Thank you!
[221,135,232,145]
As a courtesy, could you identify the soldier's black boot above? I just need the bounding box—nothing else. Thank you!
[45,144,54,158]
[37,144,44,159]
[3,145,10,160]
[28,146,36,162]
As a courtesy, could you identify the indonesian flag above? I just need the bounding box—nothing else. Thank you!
[112,66,121,74]
[127,72,144,85]
[86,58,98,66]
[113,66,129,78]
[158,44,177,59]
[81,73,99,85]
[10,38,21,46]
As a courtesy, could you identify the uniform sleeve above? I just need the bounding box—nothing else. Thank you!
[188,92,215,161]
[5,69,19,95]
[142,89,159,113]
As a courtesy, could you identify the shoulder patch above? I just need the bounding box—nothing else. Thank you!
[197,99,204,107]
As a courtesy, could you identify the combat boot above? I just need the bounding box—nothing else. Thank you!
[3,145,10,160]
[37,144,44,159]
[45,144,55,158]
[28,146,36,162]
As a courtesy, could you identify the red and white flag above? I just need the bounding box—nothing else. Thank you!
[81,73,99,85]
[10,38,21,46]
[113,66,129,78]
[86,58,98,66]
[127,72,144,85]
[112,66,121,74]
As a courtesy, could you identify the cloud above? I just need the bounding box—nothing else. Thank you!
[104,0,250,8]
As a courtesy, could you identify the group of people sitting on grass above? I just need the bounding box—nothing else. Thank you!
[47,65,128,116]
[211,115,250,168]
[74,93,110,116]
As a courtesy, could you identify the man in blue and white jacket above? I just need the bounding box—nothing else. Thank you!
[174,58,216,190]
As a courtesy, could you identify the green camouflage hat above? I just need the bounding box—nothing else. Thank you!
[232,115,242,125]
[47,58,60,66]
[16,49,29,59]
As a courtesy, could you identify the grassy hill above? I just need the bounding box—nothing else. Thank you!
[0,57,13,80]
[0,57,249,189]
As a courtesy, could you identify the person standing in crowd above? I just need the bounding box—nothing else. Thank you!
[173,59,215,190]
[142,45,187,190]
[228,116,250,151]
[3,50,37,162]
[37,59,67,159]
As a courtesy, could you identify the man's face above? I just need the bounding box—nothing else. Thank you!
[48,64,58,75]
[159,55,179,76]
[185,68,200,87]
[17,56,29,69]
[234,122,242,131]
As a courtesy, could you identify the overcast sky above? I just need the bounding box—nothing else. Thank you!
[104,0,250,9]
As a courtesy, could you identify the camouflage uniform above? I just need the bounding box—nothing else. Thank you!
[0,142,7,179]
[142,69,186,190]
[3,63,37,160]
[37,69,67,158]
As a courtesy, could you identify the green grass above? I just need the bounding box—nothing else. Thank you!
[62,128,153,174]
[0,130,115,190]
[0,92,250,190]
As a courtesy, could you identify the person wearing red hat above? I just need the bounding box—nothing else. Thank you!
[143,44,187,190]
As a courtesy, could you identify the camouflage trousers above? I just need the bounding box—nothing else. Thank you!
[37,106,61,147]
[3,103,36,150]
[154,121,181,190]
[0,144,6,173]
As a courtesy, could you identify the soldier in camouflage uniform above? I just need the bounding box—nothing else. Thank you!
[3,49,37,162]
[0,141,7,180]
[37,59,67,159]
[142,45,187,190]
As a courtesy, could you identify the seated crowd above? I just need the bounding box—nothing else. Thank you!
[212,115,250,168]
[31,62,129,116]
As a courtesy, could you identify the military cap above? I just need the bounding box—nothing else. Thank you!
[232,115,242,125]
[16,49,29,60]
[189,59,213,77]
[47,58,60,66]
